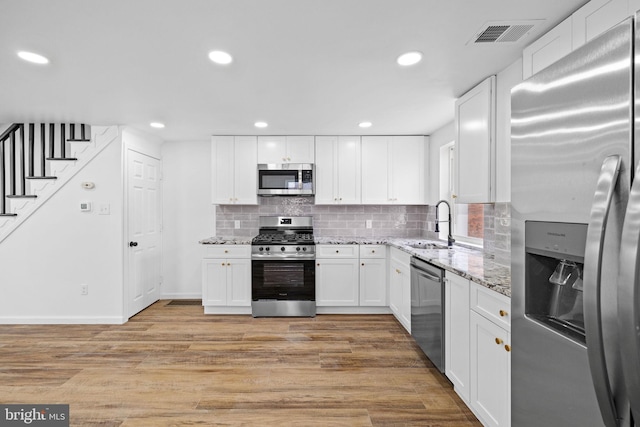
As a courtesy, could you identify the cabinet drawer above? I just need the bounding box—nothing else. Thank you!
[316,244,358,258]
[470,281,511,331]
[202,245,251,258]
[359,245,386,259]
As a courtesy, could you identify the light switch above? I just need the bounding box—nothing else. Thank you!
[80,202,92,212]
[366,220,372,229]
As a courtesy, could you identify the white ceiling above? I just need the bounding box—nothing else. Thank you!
[0,0,588,142]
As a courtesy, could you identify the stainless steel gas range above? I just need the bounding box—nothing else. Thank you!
[251,216,316,317]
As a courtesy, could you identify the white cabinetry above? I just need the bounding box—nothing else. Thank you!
[469,282,511,427]
[211,136,257,205]
[445,271,471,402]
[361,136,426,204]
[202,245,252,313]
[316,245,359,306]
[389,247,411,333]
[359,245,387,306]
[454,76,496,204]
[572,0,629,49]
[257,136,315,164]
[315,136,361,204]
[522,17,573,80]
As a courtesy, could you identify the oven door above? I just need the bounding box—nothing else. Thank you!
[252,258,315,301]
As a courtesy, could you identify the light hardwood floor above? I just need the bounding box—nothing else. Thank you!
[0,301,481,426]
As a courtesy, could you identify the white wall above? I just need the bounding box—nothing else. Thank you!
[427,121,455,205]
[161,140,214,298]
[0,133,125,323]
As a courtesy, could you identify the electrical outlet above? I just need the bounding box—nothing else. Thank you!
[98,203,110,215]
[366,220,372,229]
[234,220,241,229]
[80,284,88,295]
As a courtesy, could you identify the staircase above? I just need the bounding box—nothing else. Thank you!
[0,123,118,242]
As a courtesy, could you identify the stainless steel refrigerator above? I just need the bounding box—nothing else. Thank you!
[511,15,640,427]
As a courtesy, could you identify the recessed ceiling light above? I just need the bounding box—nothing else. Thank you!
[17,51,49,64]
[254,121,268,128]
[397,51,422,66]
[150,122,165,129]
[359,121,373,128]
[208,50,233,65]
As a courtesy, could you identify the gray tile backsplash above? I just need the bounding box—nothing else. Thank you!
[216,198,511,269]
[216,197,428,238]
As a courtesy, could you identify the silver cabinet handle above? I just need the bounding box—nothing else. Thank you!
[584,155,621,427]
[619,160,640,423]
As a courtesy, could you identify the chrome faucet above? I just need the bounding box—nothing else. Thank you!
[435,200,455,247]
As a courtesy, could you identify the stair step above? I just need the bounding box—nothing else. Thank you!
[46,157,78,161]
[6,195,37,199]
[26,176,58,180]
[67,138,91,142]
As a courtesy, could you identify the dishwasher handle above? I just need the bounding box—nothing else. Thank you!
[414,268,442,282]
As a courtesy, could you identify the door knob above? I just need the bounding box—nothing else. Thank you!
[129,241,138,247]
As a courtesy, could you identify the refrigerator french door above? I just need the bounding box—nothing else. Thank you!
[511,15,639,427]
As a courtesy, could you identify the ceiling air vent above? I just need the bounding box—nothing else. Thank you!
[468,20,542,44]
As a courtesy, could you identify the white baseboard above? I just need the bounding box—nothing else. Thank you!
[161,293,202,299]
[204,306,251,315]
[0,316,127,325]
[316,306,392,314]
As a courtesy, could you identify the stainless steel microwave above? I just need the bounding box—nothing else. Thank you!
[257,163,314,196]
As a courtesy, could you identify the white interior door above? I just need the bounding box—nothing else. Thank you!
[127,149,162,317]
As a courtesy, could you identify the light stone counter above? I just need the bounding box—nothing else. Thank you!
[199,236,511,297]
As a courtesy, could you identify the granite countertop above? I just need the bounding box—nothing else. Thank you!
[200,236,511,298]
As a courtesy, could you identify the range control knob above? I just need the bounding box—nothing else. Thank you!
[265,247,270,252]
[303,247,307,251]
[281,247,286,252]
[259,247,264,252]
[296,247,301,252]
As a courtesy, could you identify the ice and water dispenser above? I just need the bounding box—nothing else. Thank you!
[525,221,587,344]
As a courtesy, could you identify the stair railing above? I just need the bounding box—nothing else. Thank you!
[0,123,90,216]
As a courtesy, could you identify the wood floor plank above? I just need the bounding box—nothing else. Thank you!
[0,301,481,426]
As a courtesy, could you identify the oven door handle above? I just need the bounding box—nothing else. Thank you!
[251,254,316,261]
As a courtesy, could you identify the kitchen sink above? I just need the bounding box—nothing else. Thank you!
[406,242,450,250]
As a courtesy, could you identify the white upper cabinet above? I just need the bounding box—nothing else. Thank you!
[454,76,496,204]
[211,136,257,205]
[315,136,361,205]
[522,17,573,80]
[257,135,315,164]
[572,0,629,49]
[361,136,426,205]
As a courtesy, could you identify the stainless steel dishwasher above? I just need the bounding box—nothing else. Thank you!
[410,256,445,373]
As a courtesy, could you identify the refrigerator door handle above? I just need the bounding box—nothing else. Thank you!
[584,154,621,427]
[618,161,640,423]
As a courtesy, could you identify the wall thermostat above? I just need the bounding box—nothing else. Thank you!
[80,202,92,212]
[81,182,95,189]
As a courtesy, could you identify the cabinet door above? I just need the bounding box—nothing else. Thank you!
[522,17,573,79]
[389,258,403,316]
[390,136,424,204]
[314,136,337,204]
[233,136,257,204]
[445,272,471,403]
[257,136,287,163]
[202,259,227,305]
[572,0,628,49]
[470,311,511,427]
[286,136,315,163]
[399,268,411,333]
[316,258,359,306]
[359,257,387,306]
[211,136,235,204]
[227,258,251,306]
[361,136,391,204]
[455,76,496,204]
[336,136,361,204]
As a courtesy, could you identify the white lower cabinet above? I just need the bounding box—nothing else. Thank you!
[389,247,411,333]
[202,246,251,311]
[445,272,511,427]
[316,245,359,306]
[359,245,387,306]
[445,271,471,402]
